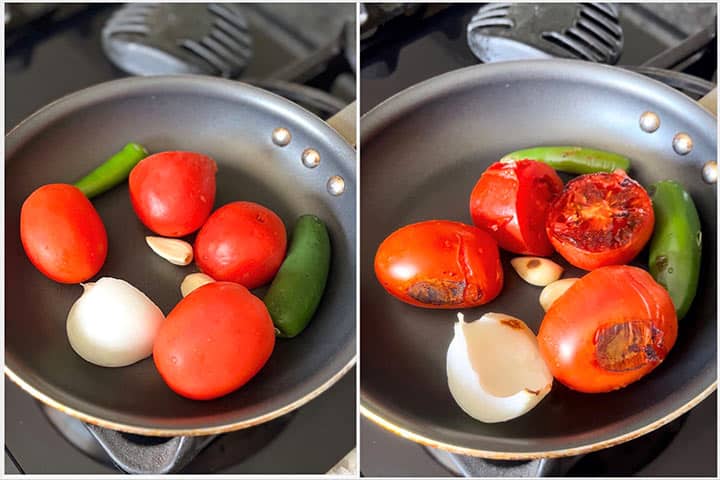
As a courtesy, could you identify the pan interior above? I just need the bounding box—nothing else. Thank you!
[5,77,356,433]
[360,61,716,455]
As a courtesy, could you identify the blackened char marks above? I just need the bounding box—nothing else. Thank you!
[407,280,466,305]
[594,320,665,372]
[501,318,524,330]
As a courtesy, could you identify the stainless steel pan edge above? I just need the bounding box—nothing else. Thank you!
[6,75,357,171]
[360,59,716,458]
[5,75,356,436]
[361,60,716,145]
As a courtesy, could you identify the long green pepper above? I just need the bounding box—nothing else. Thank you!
[648,180,702,319]
[74,142,148,198]
[500,146,631,174]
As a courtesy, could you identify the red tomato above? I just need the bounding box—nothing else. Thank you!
[538,265,677,393]
[470,160,564,256]
[546,170,654,270]
[374,220,503,309]
[153,282,275,400]
[20,184,107,283]
[194,201,287,289]
[129,151,217,237]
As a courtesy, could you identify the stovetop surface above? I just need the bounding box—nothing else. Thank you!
[5,3,356,474]
[6,3,355,129]
[359,3,716,477]
[6,370,355,474]
[361,392,717,477]
[360,3,716,114]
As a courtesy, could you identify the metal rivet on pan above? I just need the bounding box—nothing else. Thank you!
[639,111,660,133]
[271,128,291,147]
[302,148,321,168]
[702,161,717,184]
[327,175,345,196]
[672,133,693,155]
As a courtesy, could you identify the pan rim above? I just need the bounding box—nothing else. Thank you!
[6,359,356,437]
[6,74,356,157]
[361,59,716,135]
[5,74,357,435]
[360,381,716,459]
[360,59,717,457]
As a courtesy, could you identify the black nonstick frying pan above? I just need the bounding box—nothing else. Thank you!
[360,60,716,459]
[5,76,356,468]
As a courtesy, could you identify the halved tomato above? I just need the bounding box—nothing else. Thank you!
[374,220,503,309]
[470,160,563,256]
[546,170,654,270]
[538,265,677,393]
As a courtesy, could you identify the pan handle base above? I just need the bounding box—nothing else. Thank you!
[85,424,216,474]
[424,446,582,477]
[450,456,581,477]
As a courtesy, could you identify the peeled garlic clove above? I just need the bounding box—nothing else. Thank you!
[539,278,579,312]
[67,277,165,367]
[447,312,552,423]
[146,236,193,266]
[181,272,215,297]
[511,257,563,286]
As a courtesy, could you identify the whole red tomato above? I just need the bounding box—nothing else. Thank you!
[470,160,564,256]
[20,184,107,283]
[194,201,287,289]
[153,282,275,400]
[538,265,677,393]
[129,151,217,237]
[546,170,654,270]
[374,220,503,309]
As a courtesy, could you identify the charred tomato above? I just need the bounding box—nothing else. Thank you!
[538,265,677,393]
[470,160,564,256]
[546,170,654,270]
[374,220,503,309]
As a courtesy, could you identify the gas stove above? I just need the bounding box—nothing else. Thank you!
[359,3,717,477]
[4,3,356,474]
[6,3,356,128]
[360,3,716,114]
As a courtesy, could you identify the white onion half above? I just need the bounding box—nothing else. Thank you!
[67,277,165,367]
[447,312,552,423]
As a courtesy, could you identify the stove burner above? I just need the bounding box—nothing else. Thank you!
[42,405,114,467]
[466,3,624,64]
[102,3,253,77]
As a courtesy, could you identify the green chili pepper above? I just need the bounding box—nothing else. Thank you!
[74,143,148,198]
[500,146,631,174]
[264,215,331,338]
[648,180,702,319]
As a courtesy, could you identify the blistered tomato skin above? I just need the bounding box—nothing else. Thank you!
[194,201,287,289]
[470,160,564,256]
[153,282,275,400]
[129,151,217,237]
[546,170,654,270]
[374,220,503,309]
[20,184,108,283]
[538,265,677,393]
